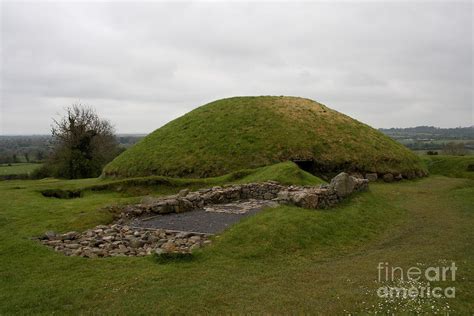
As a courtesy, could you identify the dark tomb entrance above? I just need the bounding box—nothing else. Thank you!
[291,159,316,174]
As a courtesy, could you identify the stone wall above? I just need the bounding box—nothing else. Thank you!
[120,172,369,219]
[362,170,428,183]
[40,173,368,258]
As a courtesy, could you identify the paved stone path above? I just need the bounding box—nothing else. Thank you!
[130,199,278,234]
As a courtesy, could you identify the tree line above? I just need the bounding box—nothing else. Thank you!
[0,136,51,164]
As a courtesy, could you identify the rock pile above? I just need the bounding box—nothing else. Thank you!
[40,224,211,258]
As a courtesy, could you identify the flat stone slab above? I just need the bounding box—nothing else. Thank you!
[130,199,278,234]
[204,199,279,214]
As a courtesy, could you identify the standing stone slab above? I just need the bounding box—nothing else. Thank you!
[329,172,356,198]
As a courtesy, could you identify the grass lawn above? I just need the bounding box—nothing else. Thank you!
[422,154,474,180]
[0,163,42,176]
[0,172,473,313]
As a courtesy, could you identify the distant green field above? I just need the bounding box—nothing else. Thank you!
[0,163,42,176]
[422,155,474,180]
[413,149,474,155]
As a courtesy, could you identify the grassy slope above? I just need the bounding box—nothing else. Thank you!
[423,155,474,180]
[45,162,324,195]
[235,161,325,185]
[104,96,425,178]
[0,163,42,176]
[0,176,472,314]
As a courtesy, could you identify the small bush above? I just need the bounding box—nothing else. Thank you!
[40,104,122,179]
[30,164,54,179]
[467,164,474,172]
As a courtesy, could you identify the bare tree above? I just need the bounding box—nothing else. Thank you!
[41,104,121,179]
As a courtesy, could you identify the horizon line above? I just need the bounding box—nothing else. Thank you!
[2,125,474,137]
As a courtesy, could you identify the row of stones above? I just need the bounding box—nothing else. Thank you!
[362,170,428,182]
[40,224,211,258]
[119,174,369,219]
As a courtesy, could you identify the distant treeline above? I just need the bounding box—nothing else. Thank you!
[2,127,473,164]
[0,134,145,164]
[379,126,474,152]
[379,126,474,140]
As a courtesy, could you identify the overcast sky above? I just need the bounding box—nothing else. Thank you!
[1,1,472,135]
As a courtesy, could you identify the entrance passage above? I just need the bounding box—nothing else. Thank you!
[292,159,316,174]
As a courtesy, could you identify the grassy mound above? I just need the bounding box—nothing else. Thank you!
[422,155,474,180]
[104,96,426,178]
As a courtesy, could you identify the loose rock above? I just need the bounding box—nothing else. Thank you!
[40,224,211,258]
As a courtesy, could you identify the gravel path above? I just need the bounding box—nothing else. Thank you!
[131,199,278,234]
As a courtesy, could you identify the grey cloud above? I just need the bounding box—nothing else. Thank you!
[1,1,472,134]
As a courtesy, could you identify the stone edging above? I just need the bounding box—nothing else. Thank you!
[118,172,369,219]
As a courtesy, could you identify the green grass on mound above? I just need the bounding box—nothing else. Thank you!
[422,155,474,179]
[104,96,425,178]
[235,161,325,186]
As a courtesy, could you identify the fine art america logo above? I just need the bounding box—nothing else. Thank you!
[376,262,457,299]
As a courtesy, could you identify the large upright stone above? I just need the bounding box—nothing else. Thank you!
[329,172,356,198]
